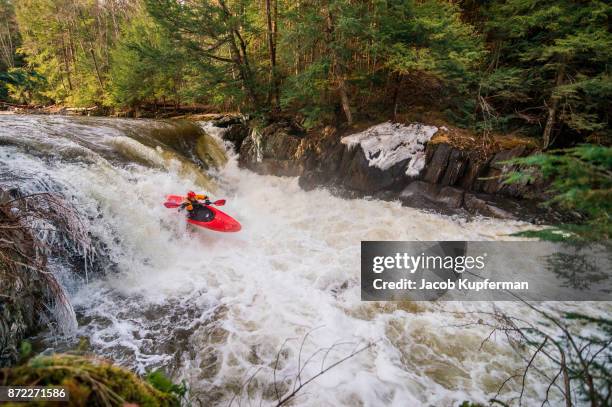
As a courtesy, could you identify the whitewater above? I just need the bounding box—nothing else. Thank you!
[1,115,597,406]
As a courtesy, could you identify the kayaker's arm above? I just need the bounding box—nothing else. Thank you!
[179,201,193,211]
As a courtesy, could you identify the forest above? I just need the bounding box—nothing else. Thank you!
[0,0,610,149]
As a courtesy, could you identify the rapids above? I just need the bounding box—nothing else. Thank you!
[0,114,598,406]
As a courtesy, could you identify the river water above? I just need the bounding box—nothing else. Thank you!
[0,114,596,406]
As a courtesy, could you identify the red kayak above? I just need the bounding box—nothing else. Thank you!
[165,195,241,232]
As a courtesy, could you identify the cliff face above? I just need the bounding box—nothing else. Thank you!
[235,121,548,221]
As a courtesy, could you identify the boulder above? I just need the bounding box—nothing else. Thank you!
[222,123,249,153]
[399,182,464,210]
[464,194,516,219]
[212,114,243,128]
[422,143,452,183]
[437,186,465,208]
[238,120,545,220]
[238,122,304,176]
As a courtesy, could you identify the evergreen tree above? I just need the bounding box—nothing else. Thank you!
[484,0,612,148]
[14,0,130,106]
[106,7,185,108]
[506,145,612,241]
[144,0,269,113]
[379,0,485,121]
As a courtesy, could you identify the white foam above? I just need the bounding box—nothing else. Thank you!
[2,116,599,407]
[341,122,439,176]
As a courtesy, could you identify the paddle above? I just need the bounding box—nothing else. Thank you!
[164,199,226,209]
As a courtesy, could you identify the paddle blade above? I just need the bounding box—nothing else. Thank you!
[213,199,226,206]
[164,201,180,208]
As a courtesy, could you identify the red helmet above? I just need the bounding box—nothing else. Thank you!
[187,191,196,200]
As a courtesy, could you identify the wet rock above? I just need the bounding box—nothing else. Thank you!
[400,181,440,203]
[337,147,409,193]
[478,146,527,196]
[222,123,249,153]
[238,120,545,220]
[212,115,243,128]
[299,170,327,191]
[239,122,304,176]
[422,143,452,183]
[464,194,516,219]
[238,131,257,167]
[458,154,488,191]
[400,182,464,210]
[440,149,469,186]
[261,123,303,160]
[437,186,465,208]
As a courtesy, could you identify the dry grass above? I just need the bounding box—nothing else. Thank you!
[0,190,94,364]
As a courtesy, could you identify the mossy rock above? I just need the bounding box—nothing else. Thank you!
[0,354,180,406]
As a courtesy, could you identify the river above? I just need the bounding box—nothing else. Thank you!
[0,114,594,406]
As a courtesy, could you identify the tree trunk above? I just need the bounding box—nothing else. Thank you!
[218,0,261,110]
[542,63,566,150]
[89,48,104,90]
[265,0,279,114]
[59,34,73,91]
[391,73,403,121]
[324,2,353,125]
[338,77,352,125]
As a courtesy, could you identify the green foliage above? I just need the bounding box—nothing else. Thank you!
[18,341,32,362]
[0,354,181,406]
[482,0,612,142]
[144,0,269,112]
[382,0,485,87]
[1,67,48,104]
[106,8,186,108]
[505,145,612,241]
[145,369,187,400]
[3,0,611,146]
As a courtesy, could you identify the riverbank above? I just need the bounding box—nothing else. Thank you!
[0,107,562,223]
[205,114,561,223]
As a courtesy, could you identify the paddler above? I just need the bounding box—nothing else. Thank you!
[181,191,210,213]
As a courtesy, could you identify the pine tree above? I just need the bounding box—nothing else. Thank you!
[484,0,612,148]
[106,6,185,109]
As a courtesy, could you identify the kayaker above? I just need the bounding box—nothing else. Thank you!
[181,191,210,213]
